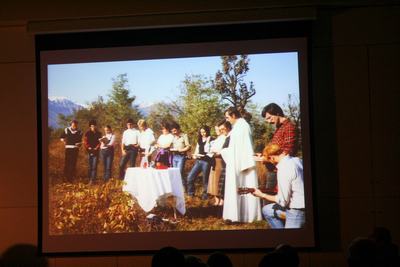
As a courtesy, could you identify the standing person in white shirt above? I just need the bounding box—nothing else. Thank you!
[119,118,140,179]
[207,121,227,206]
[137,119,155,167]
[221,107,261,223]
[251,143,305,229]
[154,122,174,167]
[99,125,116,181]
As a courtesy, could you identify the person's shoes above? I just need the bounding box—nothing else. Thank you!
[224,219,233,225]
[224,219,240,225]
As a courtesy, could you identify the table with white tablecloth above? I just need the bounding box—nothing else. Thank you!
[122,167,186,215]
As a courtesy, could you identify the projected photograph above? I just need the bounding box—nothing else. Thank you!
[46,52,305,236]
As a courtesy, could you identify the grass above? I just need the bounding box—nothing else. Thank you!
[48,139,269,235]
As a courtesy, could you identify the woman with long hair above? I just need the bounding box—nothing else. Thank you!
[187,125,213,200]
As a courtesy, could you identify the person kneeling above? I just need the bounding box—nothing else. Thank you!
[251,143,305,229]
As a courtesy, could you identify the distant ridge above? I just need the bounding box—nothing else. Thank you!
[48,98,171,128]
[48,97,83,128]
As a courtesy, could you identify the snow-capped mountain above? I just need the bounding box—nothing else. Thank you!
[138,102,156,117]
[48,97,83,128]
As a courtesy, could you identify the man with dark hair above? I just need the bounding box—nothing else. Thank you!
[261,103,285,118]
[260,103,298,192]
[225,106,241,119]
[119,118,140,179]
[60,120,83,182]
[171,121,191,185]
[222,107,261,222]
[261,103,297,156]
[83,120,102,182]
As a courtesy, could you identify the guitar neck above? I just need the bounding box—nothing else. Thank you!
[259,188,277,195]
[238,187,277,195]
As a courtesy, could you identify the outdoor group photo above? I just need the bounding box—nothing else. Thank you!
[46,53,306,235]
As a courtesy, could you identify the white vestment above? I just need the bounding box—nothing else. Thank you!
[221,118,262,222]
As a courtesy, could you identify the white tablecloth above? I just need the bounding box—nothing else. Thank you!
[123,167,186,214]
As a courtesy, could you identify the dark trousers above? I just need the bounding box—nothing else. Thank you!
[64,147,79,182]
[218,164,226,198]
[119,148,138,179]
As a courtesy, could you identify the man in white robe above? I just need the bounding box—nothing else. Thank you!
[221,107,262,223]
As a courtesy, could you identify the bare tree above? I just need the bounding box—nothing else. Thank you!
[214,55,255,118]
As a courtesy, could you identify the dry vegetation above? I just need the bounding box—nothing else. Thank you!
[48,140,268,235]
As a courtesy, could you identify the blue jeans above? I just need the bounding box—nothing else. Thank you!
[119,148,138,179]
[172,154,186,188]
[262,203,305,229]
[88,153,99,180]
[101,148,114,181]
[187,159,210,198]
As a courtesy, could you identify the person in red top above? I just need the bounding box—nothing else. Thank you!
[260,103,298,191]
[83,120,102,182]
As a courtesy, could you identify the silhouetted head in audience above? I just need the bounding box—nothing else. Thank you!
[274,244,299,267]
[258,252,283,267]
[369,227,399,267]
[152,246,185,267]
[370,227,392,245]
[207,251,233,267]
[184,255,207,267]
[1,244,48,267]
[347,237,376,267]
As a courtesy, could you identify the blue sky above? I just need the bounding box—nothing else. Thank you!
[48,52,299,111]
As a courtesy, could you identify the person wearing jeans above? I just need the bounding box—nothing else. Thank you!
[100,125,116,180]
[83,120,102,182]
[171,122,191,190]
[252,143,305,229]
[186,126,213,200]
[261,204,305,228]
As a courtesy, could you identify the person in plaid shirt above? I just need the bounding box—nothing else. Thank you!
[261,103,298,192]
